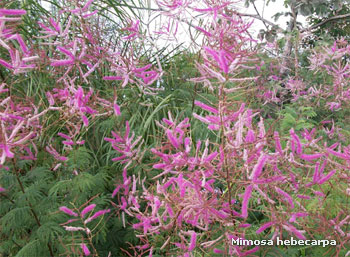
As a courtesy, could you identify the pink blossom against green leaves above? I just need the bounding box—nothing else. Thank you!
[46,145,68,162]
[256,221,276,234]
[122,20,140,40]
[59,206,78,217]
[0,9,27,16]
[80,243,90,256]
[241,185,253,219]
[275,187,295,209]
[63,226,90,234]
[104,121,144,167]
[282,224,306,240]
[84,209,111,224]
[81,204,96,218]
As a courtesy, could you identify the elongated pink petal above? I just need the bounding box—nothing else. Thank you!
[318,170,336,184]
[57,46,74,59]
[82,115,89,126]
[84,209,110,224]
[256,221,275,234]
[194,100,218,114]
[249,154,268,181]
[0,58,13,69]
[327,148,349,160]
[81,243,90,256]
[313,162,320,183]
[50,59,74,66]
[275,187,294,209]
[0,9,26,16]
[166,130,179,149]
[81,204,96,217]
[57,132,71,140]
[64,226,85,232]
[103,76,123,80]
[114,103,121,116]
[300,153,324,161]
[59,206,78,217]
[188,231,197,251]
[241,185,253,218]
[282,224,306,240]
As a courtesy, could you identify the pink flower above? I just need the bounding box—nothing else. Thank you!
[59,206,78,217]
[318,170,336,184]
[194,100,218,114]
[275,187,294,209]
[300,153,324,162]
[203,47,229,73]
[249,154,268,181]
[46,145,68,162]
[81,243,90,256]
[84,209,110,224]
[282,224,306,240]
[188,231,197,251]
[241,185,253,218]
[0,9,27,16]
[256,221,275,234]
[63,226,86,232]
[81,204,96,217]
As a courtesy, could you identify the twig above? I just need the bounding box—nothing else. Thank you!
[252,1,269,30]
[301,13,350,32]
[234,12,283,32]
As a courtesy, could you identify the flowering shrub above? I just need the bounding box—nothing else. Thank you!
[1,1,350,257]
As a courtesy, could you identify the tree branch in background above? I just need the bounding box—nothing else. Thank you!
[252,1,269,30]
[235,11,283,32]
[302,13,350,32]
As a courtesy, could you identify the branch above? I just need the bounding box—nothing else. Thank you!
[252,1,269,30]
[234,12,283,32]
[302,13,350,32]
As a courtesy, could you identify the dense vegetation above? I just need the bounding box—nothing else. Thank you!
[1,0,350,256]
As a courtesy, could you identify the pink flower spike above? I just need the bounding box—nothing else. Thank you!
[213,248,223,254]
[194,26,212,37]
[275,187,294,209]
[0,187,5,193]
[82,115,89,127]
[114,103,121,116]
[282,224,306,240]
[188,231,197,251]
[57,46,74,59]
[194,100,218,114]
[59,156,68,161]
[326,148,349,160]
[249,154,268,181]
[81,204,96,217]
[318,170,336,184]
[0,9,27,16]
[59,206,78,217]
[0,59,13,69]
[103,76,123,80]
[300,153,324,162]
[241,185,253,218]
[84,209,110,224]
[64,226,85,232]
[50,59,74,66]
[57,132,71,140]
[81,243,91,256]
[256,221,275,234]
[49,18,61,32]
[83,0,94,10]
